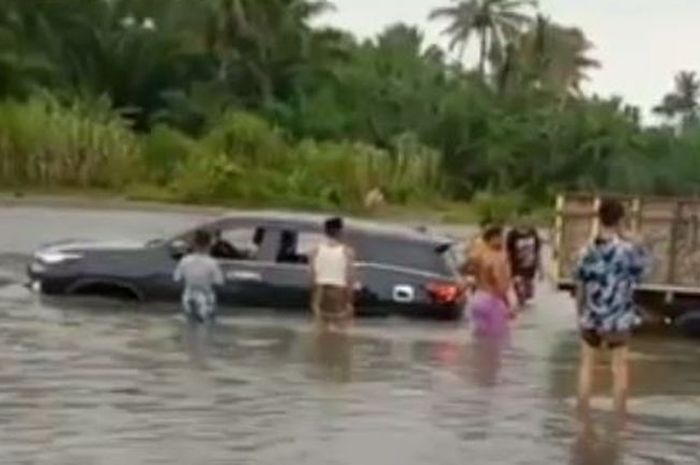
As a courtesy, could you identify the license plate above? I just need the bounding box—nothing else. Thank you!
[226,271,262,282]
[29,262,46,274]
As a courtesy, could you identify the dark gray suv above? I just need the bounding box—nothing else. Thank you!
[27,212,464,319]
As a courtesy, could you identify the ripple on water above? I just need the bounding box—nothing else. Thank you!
[0,208,698,464]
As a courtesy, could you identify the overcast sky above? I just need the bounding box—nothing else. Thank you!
[318,0,700,116]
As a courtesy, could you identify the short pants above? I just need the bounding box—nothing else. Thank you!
[580,329,629,349]
[315,285,350,324]
[513,275,535,303]
[470,291,509,337]
[182,288,216,323]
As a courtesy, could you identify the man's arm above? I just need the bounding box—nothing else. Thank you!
[308,246,319,283]
[345,247,358,317]
[211,261,225,286]
[506,230,516,260]
[173,259,184,282]
[573,245,591,313]
[575,282,586,316]
[492,255,512,304]
[534,230,544,279]
[624,235,649,283]
[308,247,321,318]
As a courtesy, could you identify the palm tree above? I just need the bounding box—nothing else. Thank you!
[654,71,700,131]
[0,3,57,96]
[193,0,335,105]
[514,15,600,99]
[429,0,536,79]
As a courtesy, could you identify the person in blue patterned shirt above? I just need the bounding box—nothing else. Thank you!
[574,199,648,415]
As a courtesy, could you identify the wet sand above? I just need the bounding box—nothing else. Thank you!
[0,204,697,465]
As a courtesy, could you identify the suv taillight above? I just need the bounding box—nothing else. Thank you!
[426,282,461,305]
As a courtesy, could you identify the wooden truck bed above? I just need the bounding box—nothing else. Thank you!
[552,193,700,306]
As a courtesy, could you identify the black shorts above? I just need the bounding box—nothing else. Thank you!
[581,330,629,349]
[511,267,536,280]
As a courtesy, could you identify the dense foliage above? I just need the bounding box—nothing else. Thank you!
[1,0,699,215]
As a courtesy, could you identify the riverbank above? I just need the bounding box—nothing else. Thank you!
[0,189,552,227]
[0,190,480,224]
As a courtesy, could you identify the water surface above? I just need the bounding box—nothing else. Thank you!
[0,205,697,465]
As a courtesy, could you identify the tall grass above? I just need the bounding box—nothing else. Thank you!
[169,111,444,208]
[0,95,140,188]
[0,98,446,210]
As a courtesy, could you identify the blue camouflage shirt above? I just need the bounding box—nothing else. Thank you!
[574,236,648,334]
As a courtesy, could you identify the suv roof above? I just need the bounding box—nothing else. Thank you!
[217,210,449,245]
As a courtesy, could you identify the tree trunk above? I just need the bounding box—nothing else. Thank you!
[478,29,488,80]
[458,41,467,62]
[248,61,274,107]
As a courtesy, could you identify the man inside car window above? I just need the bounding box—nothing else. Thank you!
[211,230,245,260]
[277,230,307,264]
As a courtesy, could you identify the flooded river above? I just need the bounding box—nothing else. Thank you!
[0,205,698,465]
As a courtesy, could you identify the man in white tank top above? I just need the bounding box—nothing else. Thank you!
[309,217,357,330]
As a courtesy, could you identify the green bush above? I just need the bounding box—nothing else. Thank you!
[0,95,457,215]
[472,191,524,224]
[203,112,291,168]
[141,125,196,185]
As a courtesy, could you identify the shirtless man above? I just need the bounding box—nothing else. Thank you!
[469,225,514,337]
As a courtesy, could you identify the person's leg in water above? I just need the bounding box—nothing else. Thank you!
[523,274,535,302]
[183,319,212,367]
[577,337,597,414]
[611,344,630,423]
[513,272,536,306]
[513,275,526,306]
[316,286,342,333]
[338,286,355,332]
[311,285,323,329]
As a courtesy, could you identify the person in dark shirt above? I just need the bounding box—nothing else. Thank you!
[506,218,542,306]
[277,230,307,264]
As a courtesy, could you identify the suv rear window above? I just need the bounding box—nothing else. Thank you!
[356,238,453,276]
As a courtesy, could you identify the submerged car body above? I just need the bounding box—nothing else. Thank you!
[27,212,465,319]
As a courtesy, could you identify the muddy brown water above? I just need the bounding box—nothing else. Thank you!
[0,205,698,465]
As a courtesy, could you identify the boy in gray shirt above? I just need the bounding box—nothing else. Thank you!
[173,229,225,322]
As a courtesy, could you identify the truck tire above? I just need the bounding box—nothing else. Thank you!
[675,311,700,338]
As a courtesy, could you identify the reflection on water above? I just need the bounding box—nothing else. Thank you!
[183,323,213,370]
[307,329,354,384]
[0,283,696,465]
[467,336,509,388]
[571,428,623,465]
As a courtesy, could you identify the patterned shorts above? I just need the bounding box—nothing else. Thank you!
[316,285,350,324]
[182,289,216,323]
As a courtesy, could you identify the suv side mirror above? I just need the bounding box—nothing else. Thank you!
[169,239,189,259]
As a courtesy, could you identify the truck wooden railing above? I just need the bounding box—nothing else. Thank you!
[553,192,700,305]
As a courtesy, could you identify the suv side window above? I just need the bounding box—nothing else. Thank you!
[211,227,266,261]
[275,230,324,265]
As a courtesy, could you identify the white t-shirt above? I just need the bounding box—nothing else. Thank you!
[173,253,224,293]
[312,241,350,288]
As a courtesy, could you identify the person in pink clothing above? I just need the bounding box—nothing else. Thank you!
[469,225,514,338]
